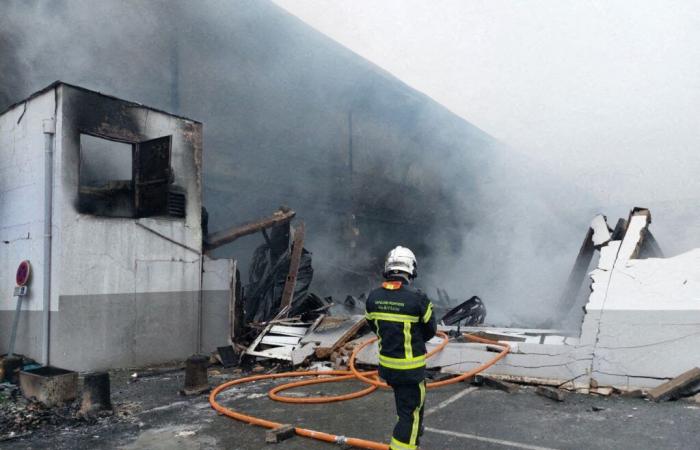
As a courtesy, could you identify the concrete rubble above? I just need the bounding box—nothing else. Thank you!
[1,205,699,447]
[356,207,700,397]
[208,206,700,409]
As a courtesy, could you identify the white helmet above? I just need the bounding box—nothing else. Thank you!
[383,246,417,279]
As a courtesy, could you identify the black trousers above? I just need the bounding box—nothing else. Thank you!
[388,380,426,450]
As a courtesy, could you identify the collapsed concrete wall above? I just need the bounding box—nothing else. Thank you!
[357,208,700,390]
[584,210,700,388]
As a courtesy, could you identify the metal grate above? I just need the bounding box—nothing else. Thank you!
[167,190,186,218]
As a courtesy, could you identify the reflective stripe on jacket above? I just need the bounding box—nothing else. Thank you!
[365,280,437,373]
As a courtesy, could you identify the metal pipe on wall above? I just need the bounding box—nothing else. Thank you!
[42,117,55,365]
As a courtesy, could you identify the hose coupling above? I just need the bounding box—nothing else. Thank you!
[335,435,348,445]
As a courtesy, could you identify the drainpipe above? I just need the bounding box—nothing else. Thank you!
[197,253,203,354]
[42,118,55,365]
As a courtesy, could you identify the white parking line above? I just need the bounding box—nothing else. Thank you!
[425,427,560,450]
[424,386,477,416]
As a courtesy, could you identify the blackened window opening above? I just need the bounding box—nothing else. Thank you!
[79,134,134,217]
[78,134,182,218]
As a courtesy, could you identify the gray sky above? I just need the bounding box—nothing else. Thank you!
[274,0,700,207]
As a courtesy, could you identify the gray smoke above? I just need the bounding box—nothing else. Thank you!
[1,0,601,328]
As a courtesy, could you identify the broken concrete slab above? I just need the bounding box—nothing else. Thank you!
[621,389,646,399]
[587,245,700,388]
[579,208,700,389]
[291,342,317,366]
[647,368,700,402]
[437,343,592,389]
[356,208,700,392]
[682,392,700,404]
[616,208,651,263]
[474,375,519,393]
[317,317,366,359]
[356,331,592,389]
[299,315,366,360]
[590,214,612,248]
[536,386,566,402]
[427,372,456,383]
[590,387,613,396]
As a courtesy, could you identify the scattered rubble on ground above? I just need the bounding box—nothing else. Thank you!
[331,207,700,401]
[536,386,567,402]
[474,375,520,393]
[0,359,169,442]
[3,205,700,443]
[229,211,493,378]
[221,207,700,410]
[0,380,118,442]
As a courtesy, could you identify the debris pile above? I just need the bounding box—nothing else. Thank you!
[202,206,700,406]
[325,207,700,397]
[0,382,83,441]
[243,221,316,323]
[204,207,491,374]
[206,209,360,368]
[0,355,133,442]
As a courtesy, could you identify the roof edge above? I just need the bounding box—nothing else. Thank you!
[0,81,202,124]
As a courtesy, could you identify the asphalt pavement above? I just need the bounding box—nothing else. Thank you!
[4,368,700,450]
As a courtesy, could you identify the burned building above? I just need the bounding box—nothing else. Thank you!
[1,0,591,330]
[0,1,549,305]
[0,82,233,371]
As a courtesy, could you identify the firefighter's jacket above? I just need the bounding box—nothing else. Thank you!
[365,279,437,384]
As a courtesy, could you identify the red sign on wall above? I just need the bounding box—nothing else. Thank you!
[16,260,31,286]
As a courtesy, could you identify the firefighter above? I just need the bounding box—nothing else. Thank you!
[365,246,437,450]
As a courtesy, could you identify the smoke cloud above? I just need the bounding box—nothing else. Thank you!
[2,0,625,328]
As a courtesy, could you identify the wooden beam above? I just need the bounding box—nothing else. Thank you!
[278,222,305,317]
[647,367,700,402]
[204,208,295,251]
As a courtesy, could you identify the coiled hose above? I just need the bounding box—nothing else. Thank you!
[209,331,510,449]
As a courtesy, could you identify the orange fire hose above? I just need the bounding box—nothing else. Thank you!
[209,331,510,449]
